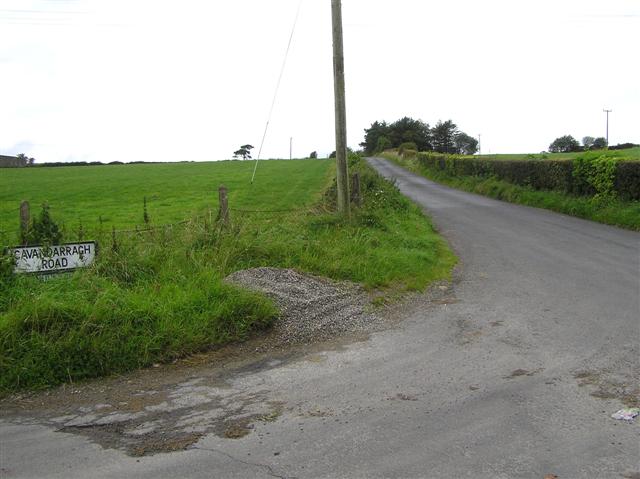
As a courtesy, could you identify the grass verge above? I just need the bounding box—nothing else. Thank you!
[383,153,640,231]
[0,156,455,393]
[476,146,640,162]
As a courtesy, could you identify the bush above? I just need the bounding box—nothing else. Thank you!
[375,136,392,154]
[615,161,640,200]
[402,149,418,159]
[398,142,418,155]
[609,143,640,151]
[549,135,581,153]
[26,204,63,245]
[572,154,619,200]
[413,152,640,199]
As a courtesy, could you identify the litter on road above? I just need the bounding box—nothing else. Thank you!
[611,408,639,421]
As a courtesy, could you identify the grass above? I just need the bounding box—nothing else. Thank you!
[0,156,456,393]
[0,160,333,240]
[384,152,640,231]
[476,146,640,162]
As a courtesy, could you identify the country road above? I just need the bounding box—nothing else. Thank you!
[1,157,639,478]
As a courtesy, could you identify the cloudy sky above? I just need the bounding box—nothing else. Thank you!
[1,0,638,163]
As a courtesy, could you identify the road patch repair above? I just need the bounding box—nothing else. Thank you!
[0,267,399,457]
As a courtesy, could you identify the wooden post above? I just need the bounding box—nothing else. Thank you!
[351,172,361,207]
[218,185,229,225]
[331,0,350,216]
[111,226,118,252]
[20,200,30,245]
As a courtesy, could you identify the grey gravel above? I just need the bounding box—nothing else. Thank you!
[225,267,381,344]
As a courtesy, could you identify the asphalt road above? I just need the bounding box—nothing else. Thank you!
[1,157,639,478]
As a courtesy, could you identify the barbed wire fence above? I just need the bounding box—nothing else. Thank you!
[1,184,334,247]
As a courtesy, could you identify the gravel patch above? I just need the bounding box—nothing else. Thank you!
[225,267,381,344]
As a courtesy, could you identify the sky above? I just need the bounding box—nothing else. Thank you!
[0,0,638,163]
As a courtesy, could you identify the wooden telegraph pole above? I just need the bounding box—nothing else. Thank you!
[331,0,350,216]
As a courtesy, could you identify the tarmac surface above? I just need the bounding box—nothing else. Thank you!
[1,157,638,478]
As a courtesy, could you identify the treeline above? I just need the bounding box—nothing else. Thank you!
[30,161,163,167]
[360,117,478,155]
[549,135,639,153]
[0,159,174,168]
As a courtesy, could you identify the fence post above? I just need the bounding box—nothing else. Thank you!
[218,185,229,225]
[351,172,362,207]
[20,200,30,245]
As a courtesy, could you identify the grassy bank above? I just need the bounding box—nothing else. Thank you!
[384,152,640,230]
[476,146,640,162]
[0,156,455,392]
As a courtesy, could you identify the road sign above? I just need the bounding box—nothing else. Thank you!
[9,241,97,275]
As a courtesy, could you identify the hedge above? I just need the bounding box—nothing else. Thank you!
[615,162,640,200]
[415,152,640,200]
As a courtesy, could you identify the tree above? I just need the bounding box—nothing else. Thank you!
[360,120,390,154]
[360,117,432,154]
[582,136,595,149]
[233,144,254,160]
[375,136,392,153]
[454,132,479,155]
[432,120,458,154]
[548,135,580,153]
[16,153,28,166]
[362,116,478,155]
[388,117,432,151]
[592,137,607,149]
[309,151,318,159]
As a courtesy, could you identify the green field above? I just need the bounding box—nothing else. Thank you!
[0,160,333,241]
[476,147,640,162]
[0,157,456,392]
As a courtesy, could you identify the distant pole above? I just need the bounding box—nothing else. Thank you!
[478,134,482,155]
[290,137,293,160]
[603,109,612,147]
[331,0,350,216]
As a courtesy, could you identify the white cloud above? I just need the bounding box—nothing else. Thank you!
[0,0,638,162]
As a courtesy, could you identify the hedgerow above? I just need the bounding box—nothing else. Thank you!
[414,152,639,200]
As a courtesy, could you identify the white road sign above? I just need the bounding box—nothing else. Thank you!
[9,242,97,275]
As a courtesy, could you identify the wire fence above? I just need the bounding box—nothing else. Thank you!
[0,200,327,245]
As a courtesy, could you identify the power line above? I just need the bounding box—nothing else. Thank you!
[251,0,303,184]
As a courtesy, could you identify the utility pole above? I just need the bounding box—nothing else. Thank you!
[331,0,350,216]
[478,134,482,155]
[290,137,293,160]
[603,109,612,147]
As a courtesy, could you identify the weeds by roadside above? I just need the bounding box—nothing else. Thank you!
[0,156,455,393]
[384,152,640,231]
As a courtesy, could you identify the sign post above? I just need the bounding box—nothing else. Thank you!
[8,241,97,275]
